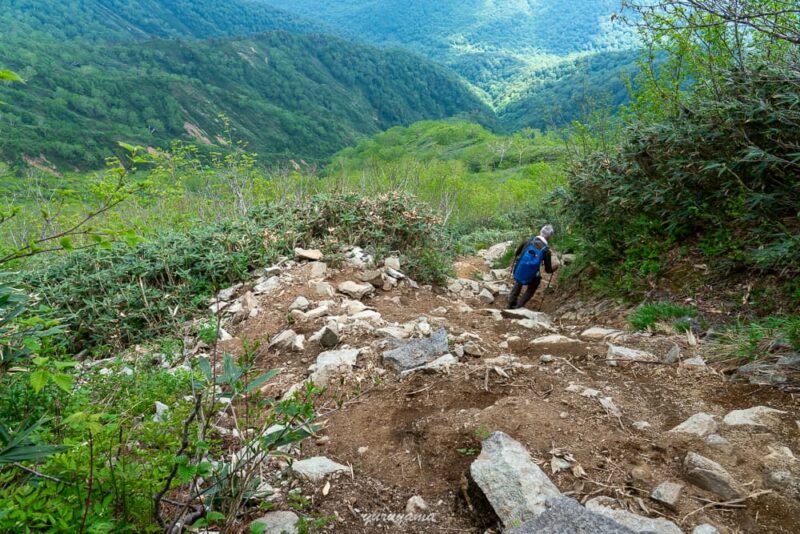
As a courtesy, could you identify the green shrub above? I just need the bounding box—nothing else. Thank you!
[628,302,697,332]
[24,192,448,353]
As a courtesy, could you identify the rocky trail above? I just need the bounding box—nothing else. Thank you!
[185,244,799,533]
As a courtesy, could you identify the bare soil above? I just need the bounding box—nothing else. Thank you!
[217,258,800,534]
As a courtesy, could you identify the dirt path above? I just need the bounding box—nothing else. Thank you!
[214,253,800,533]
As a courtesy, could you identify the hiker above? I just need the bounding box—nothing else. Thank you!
[507,224,557,309]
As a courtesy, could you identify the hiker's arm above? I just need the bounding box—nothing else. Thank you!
[543,249,554,274]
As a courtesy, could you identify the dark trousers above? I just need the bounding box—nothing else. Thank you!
[507,277,541,309]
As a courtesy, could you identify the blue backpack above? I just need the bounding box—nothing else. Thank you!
[513,237,548,284]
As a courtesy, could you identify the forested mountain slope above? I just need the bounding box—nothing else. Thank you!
[0,0,493,168]
[258,0,638,106]
[4,0,325,41]
[0,31,491,168]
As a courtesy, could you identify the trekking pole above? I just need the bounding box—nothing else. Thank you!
[536,272,555,311]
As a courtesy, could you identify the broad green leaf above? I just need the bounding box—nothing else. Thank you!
[30,370,49,393]
[52,373,73,393]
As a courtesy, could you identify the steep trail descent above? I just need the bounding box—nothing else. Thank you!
[202,244,799,533]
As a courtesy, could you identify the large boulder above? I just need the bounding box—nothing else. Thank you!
[722,406,787,428]
[382,329,449,373]
[469,431,561,528]
[479,241,513,262]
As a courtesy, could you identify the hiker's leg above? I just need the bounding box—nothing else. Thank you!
[507,282,522,309]
[517,277,541,308]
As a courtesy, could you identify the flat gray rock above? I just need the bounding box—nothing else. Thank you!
[508,497,637,534]
[250,510,299,534]
[501,308,552,325]
[382,329,449,373]
[291,456,348,482]
[607,344,658,364]
[469,431,561,528]
[650,481,683,509]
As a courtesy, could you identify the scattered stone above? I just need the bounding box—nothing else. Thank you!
[384,256,401,270]
[469,431,561,527]
[540,354,554,364]
[463,341,484,357]
[288,296,310,312]
[663,345,682,364]
[722,406,787,428]
[453,344,465,358]
[632,421,651,431]
[291,456,348,482]
[501,309,552,326]
[532,334,577,344]
[479,242,512,262]
[337,281,375,299]
[650,481,683,509]
[585,498,682,534]
[580,327,621,341]
[580,388,600,398]
[405,495,429,514]
[316,325,339,349]
[153,401,170,423]
[359,269,383,286]
[376,326,409,340]
[668,413,718,437]
[382,329,449,373]
[308,261,327,279]
[704,434,732,453]
[264,265,282,277]
[269,330,298,351]
[250,511,299,534]
[254,276,281,295]
[607,344,658,364]
[507,497,639,534]
[303,305,331,321]
[692,525,720,534]
[294,248,323,261]
[312,281,335,298]
[291,335,305,353]
[684,452,742,500]
[309,349,360,385]
[682,356,706,367]
[401,354,458,377]
[478,288,495,304]
[599,397,621,417]
[384,267,405,280]
[217,283,243,301]
[490,268,508,280]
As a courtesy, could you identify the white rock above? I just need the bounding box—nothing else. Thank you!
[312,281,335,298]
[269,330,297,351]
[376,326,409,339]
[723,406,787,428]
[308,261,327,279]
[606,344,658,364]
[153,401,170,423]
[294,248,323,261]
[580,327,622,341]
[343,300,369,315]
[291,456,348,482]
[479,241,512,262]
[250,511,299,534]
[599,397,622,417]
[531,334,577,344]
[288,296,310,312]
[384,256,401,270]
[405,495,429,514]
[478,288,495,304]
[253,276,281,295]
[705,434,732,452]
[668,413,718,437]
[580,388,600,398]
[501,309,552,325]
[540,354,554,363]
[400,354,458,377]
[692,525,720,534]
[338,281,375,299]
[633,421,652,431]
[682,356,706,367]
[217,283,243,301]
[291,335,305,353]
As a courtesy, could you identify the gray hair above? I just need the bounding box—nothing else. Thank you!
[540,224,555,239]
